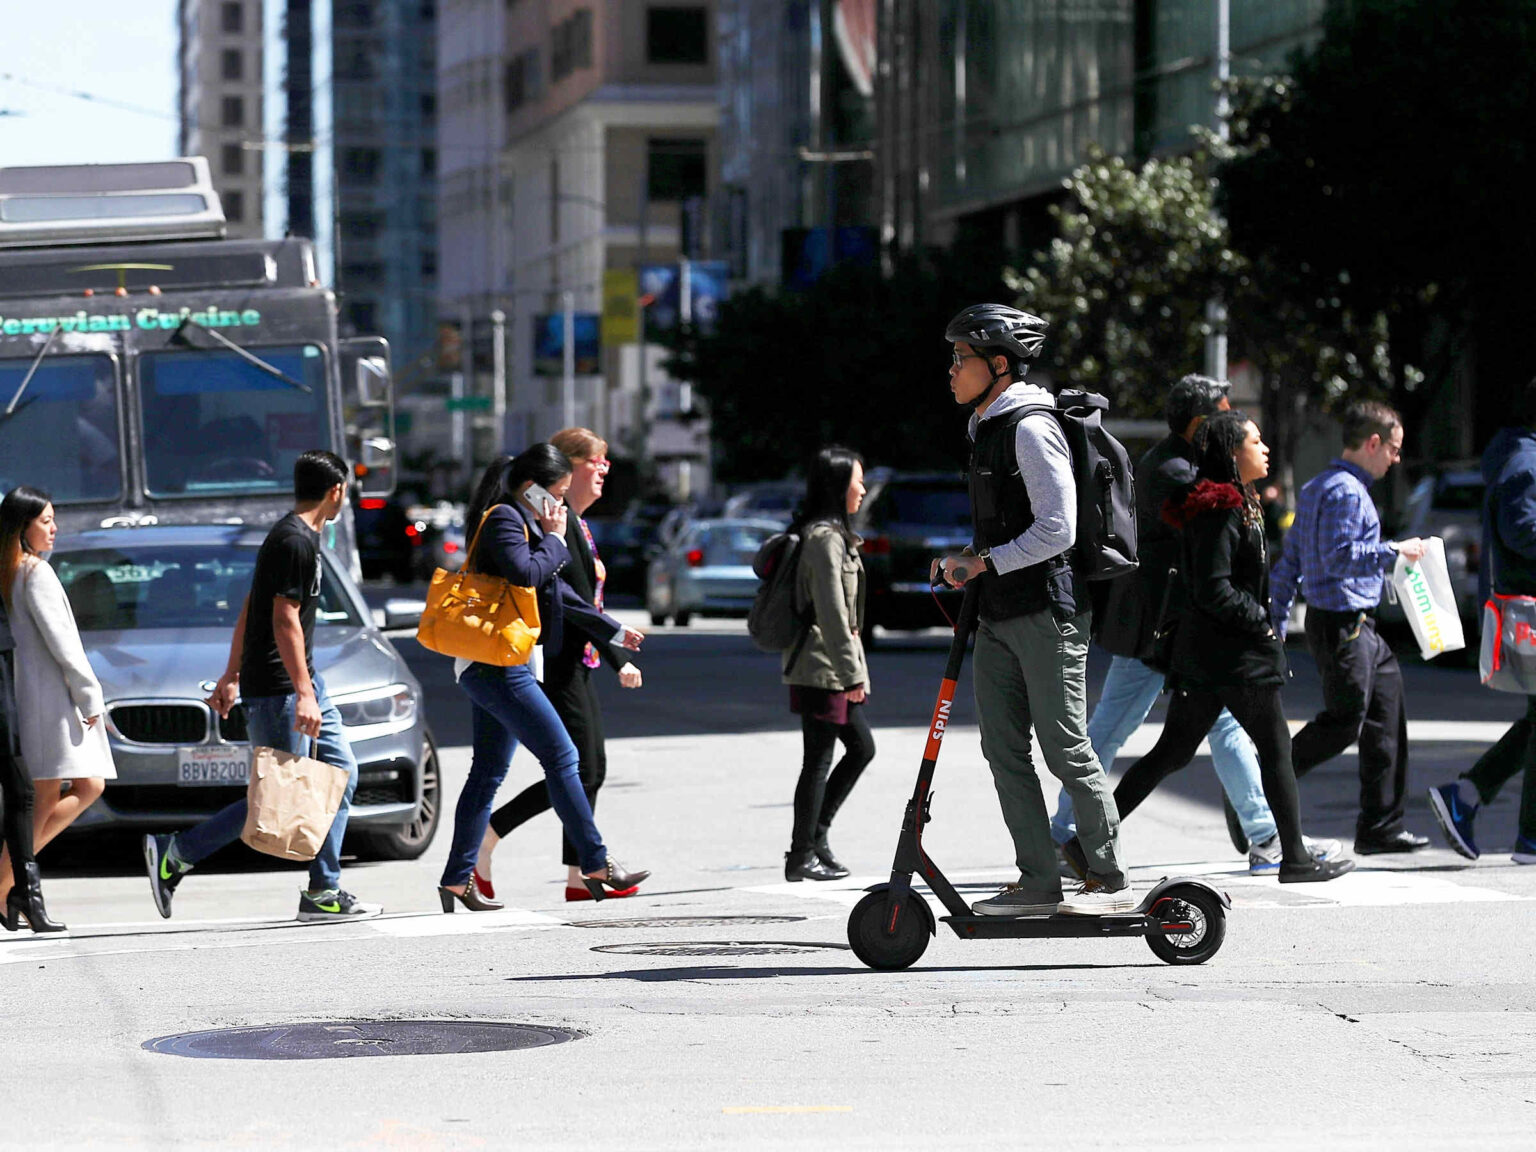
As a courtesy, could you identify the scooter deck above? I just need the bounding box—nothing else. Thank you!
[942,913,1153,940]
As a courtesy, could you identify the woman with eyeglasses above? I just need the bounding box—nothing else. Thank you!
[470,430,652,903]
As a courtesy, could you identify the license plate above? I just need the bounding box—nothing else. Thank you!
[177,746,251,786]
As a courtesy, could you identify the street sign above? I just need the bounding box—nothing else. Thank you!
[445,395,492,412]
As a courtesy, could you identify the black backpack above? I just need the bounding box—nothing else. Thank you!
[1016,390,1139,582]
[747,530,815,663]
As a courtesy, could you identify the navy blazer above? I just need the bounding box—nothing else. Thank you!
[469,502,620,659]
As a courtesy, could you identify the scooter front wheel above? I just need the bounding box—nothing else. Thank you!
[1145,883,1227,965]
[848,887,932,970]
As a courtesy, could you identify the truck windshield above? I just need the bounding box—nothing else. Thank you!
[0,354,120,502]
[138,344,330,497]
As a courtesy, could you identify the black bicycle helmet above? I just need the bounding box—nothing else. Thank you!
[944,303,1049,361]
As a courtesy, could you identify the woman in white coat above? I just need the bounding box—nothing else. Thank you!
[0,487,115,907]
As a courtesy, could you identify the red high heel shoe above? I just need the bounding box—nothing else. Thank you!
[565,884,639,902]
[472,869,496,901]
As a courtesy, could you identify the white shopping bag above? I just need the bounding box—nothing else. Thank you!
[1391,536,1466,660]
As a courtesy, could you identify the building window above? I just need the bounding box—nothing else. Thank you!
[342,262,385,288]
[341,211,380,241]
[647,138,707,201]
[647,6,708,65]
[221,95,244,127]
[551,8,592,81]
[220,49,243,81]
[503,55,526,112]
[421,249,438,278]
[420,149,437,177]
[420,92,436,117]
[346,300,378,333]
[220,143,244,175]
[224,190,245,222]
[336,0,377,27]
[342,147,382,182]
[220,2,243,33]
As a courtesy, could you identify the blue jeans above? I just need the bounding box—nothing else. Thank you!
[175,676,360,892]
[1050,655,1277,847]
[442,662,606,885]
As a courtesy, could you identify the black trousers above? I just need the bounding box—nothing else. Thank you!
[1292,609,1407,838]
[488,665,606,867]
[0,650,36,890]
[791,705,876,853]
[1465,695,1536,841]
[1114,682,1310,866]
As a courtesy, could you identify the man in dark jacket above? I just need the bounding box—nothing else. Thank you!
[1047,376,1329,873]
[1428,377,1536,864]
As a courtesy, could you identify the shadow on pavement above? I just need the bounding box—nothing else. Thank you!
[505,961,1161,982]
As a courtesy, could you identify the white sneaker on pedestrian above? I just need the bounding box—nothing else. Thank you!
[1057,877,1136,916]
[971,883,1062,917]
[1249,835,1343,874]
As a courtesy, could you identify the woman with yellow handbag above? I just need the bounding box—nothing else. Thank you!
[434,444,646,909]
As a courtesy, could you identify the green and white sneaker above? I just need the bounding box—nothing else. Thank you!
[143,833,190,920]
[297,888,382,923]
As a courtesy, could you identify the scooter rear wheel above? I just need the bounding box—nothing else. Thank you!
[1145,883,1226,965]
[848,888,932,970]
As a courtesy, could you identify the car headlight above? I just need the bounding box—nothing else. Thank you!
[333,684,417,728]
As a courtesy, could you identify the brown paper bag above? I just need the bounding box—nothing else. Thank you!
[240,745,350,861]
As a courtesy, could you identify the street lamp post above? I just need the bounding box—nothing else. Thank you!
[561,289,576,429]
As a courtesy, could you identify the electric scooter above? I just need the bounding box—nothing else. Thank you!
[846,582,1231,971]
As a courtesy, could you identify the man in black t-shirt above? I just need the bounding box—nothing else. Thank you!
[142,450,383,922]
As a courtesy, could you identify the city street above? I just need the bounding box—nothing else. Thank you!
[4,607,1535,1149]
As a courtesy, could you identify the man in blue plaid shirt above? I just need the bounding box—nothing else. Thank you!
[1270,400,1431,855]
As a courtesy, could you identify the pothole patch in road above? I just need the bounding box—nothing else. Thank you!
[568,915,807,929]
[142,1020,582,1060]
[591,940,849,957]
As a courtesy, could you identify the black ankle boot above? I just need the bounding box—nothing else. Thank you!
[2,863,65,934]
[812,830,850,878]
[785,849,840,882]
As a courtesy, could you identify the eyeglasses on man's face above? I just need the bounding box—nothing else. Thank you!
[582,456,611,472]
[951,350,987,369]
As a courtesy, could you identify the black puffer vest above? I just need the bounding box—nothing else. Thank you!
[969,407,1077,621]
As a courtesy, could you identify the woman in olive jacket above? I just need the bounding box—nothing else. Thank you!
[782,446,872,881]
[1111,411,1353,883]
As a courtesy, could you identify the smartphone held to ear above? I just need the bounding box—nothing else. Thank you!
[522,482,558,517]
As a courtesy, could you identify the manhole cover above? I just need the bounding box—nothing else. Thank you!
[592,940,849,957]
[568,915,806,929]
[142,1020,582,1060]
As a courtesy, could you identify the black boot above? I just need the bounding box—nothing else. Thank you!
[812,829,850,879]
[784,849,840,882]
[2,863,65,933]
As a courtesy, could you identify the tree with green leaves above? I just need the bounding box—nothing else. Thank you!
[670,252,1009,482]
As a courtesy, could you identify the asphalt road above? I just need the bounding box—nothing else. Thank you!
[5,594,1535,1150]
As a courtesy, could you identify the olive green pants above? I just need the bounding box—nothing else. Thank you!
[973,609,1126,891]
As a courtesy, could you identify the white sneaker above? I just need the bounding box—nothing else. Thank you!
[1249,835,1343,874]
[971,884,1062,917]
[1057,878,1136,916]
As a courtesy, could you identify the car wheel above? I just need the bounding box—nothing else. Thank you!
[673,610,692,627]
[354,733,442,861]
[649,611,669,626]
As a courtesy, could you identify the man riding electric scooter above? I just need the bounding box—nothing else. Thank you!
[935,303,1133,916]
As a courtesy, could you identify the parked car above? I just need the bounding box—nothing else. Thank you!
[1380,464,1485,629]
[723,481,801,526]
[406,500,467,584]
[54,525,441,860]
[646,517,782,625]
[354,494,415,583]
[853,471,971,634]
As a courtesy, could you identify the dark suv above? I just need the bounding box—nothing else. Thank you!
[855,471,972,634]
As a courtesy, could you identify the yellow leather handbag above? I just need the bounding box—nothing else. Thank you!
[416,506,542,666]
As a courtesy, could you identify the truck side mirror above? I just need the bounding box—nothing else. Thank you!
[356,356,390,406]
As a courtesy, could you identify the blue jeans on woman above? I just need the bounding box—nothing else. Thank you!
[1050,654,1277,847]
[441,662,607,886]
[174,676,360,892]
